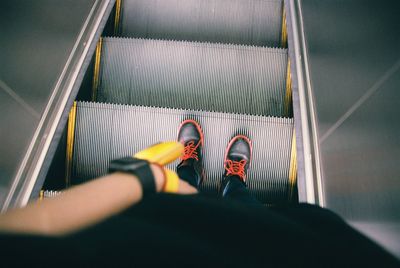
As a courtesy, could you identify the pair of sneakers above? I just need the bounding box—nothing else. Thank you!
[177,119,252,192]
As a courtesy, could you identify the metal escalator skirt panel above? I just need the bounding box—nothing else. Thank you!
[120,0,283,47]
[98,37,288,118]
[72,102,294,203]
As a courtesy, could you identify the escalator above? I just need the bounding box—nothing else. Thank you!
[44,0,298,204]
[4,0,400,259]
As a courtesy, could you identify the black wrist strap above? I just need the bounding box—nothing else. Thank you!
[108,157,156,197]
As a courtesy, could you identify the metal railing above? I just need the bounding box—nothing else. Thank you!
[1,0,115,212]
[285,0,324,205]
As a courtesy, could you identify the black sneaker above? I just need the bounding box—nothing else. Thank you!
[177,119,204,187]
[220,135,252,192]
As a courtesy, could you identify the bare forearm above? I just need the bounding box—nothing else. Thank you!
[0,165,165,236]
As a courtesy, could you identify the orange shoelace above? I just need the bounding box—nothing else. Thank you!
[225,159,247,180]
[181,140,201,161]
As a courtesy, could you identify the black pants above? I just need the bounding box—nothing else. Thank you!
[2,177,399,266]
[2,193,398,267]
[177,165,260,204]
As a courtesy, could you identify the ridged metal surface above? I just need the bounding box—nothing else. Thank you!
[40,190,62,199]
[97,37,288,117]
[120,0,283,47]
[72,102,293,203]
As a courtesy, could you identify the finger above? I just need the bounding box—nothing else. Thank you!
[177,179,198,195]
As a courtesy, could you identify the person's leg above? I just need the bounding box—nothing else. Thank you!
[220,135,260,205]
[176,119,204,189]
[177,163,199,189]
[222,175,260,204]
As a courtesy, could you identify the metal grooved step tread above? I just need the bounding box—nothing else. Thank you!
[97,37,288,117]
[72,102,294,203]
[119,0,283,47]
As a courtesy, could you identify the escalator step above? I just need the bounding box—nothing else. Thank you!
[97,37,288,117]
[119,0,284,47]
[72,102,294,203]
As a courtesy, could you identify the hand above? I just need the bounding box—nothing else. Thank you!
[151,164,198,195]
[177,179,198,194]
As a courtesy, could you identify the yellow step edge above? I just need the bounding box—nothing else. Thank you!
[65,101,77,188]
[39,190,44,201]
[114,0,122,35]
[288,130,297,201]
[284,60,292,117]
[92,37,103,101]
[281,4,288,48]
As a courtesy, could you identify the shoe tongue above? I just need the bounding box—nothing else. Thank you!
[228,153,248,162]
[185,137,199,145]
[180,158,195,167]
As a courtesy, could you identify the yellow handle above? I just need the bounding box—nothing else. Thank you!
[134,142,183,193]
[134,141,183,165]
[163,169,180,193]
